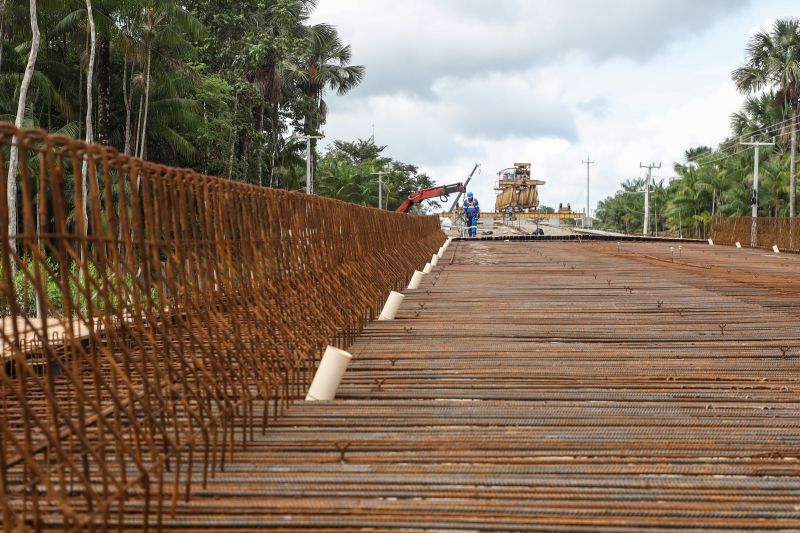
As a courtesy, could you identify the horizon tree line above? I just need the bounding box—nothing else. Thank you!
[597,17,800,237]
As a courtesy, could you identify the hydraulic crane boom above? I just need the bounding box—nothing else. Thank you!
[448,163,480,212]
[395,182,465,214]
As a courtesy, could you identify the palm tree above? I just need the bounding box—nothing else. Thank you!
[761,154,791,216]
[7,0,40,244]
[128,0,204,161]
[732,18,800,217]
[730,92,785,138]
[302,24,364,131]
[671,149,715,238]
[300,24,364,176]
[54,0,134,145]
[80,0,96,236]
[250,0,315,186]
[0,0,7,76]
[718,150,755,217]
[595,178,646,234]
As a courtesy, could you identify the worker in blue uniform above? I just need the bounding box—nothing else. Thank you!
[463,192,480,237]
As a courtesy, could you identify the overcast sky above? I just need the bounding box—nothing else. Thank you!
[312,0,799,215]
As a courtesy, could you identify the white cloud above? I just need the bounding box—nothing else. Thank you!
[315,0,749,97]
[313,0,800,215]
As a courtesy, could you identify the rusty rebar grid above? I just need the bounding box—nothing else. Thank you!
[711,216,799,252]
[0,123,444,530]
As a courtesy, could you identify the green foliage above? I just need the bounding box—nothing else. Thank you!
[598,17,800,236]
[316,139,438,212]
[8,253,172,320]
[731,17,800,216]
[5,255,143,317]
[3,0,365,188]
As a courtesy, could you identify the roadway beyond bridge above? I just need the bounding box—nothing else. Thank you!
[161,240,800,531]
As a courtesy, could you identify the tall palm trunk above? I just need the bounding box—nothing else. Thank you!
[269,104,280,186]
[96,33,111,146]
[133,77,144,158]
[123,56,134,156]
[790,105,797,218]
[136,8,153,161]
[138,32,152,160]
[0,0,6,76]
[307,91,322,188]
[257,105,264,186]
[711,191,716,219]
[228,95,238,180]
[7,0,40,245]
[81,0,97,239]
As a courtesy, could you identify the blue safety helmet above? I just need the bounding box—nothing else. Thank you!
[466,192,474,199]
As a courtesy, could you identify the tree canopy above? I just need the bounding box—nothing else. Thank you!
[316,138,438,212]
[596,17,800,237]
[2,0,367,190]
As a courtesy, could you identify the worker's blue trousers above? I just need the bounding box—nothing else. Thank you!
[466,215,478,237]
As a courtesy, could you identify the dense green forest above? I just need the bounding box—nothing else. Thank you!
[596,18,800,237]
[2,0,433,209]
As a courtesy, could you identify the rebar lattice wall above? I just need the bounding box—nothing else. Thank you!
[0,124,444,530]
[711,216,799,252]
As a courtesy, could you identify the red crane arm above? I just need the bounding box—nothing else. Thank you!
[395,183,465,214]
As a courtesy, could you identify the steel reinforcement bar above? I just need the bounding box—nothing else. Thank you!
[711,216,800,252]
[0,124,444,530]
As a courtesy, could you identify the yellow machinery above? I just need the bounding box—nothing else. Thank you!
[495,163,545,212]
[440,211,583,220]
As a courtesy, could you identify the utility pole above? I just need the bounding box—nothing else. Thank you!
[295,133,324,194]
[371,171,388,209]
[640,162,661,235]
[582,156,594,228]
[740,137,775,247]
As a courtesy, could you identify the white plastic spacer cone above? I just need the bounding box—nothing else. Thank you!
[422,262,432,274]
[431,254,439,266]
[407,270,424,290]
[306,346,352,401]
[379,291,405,320]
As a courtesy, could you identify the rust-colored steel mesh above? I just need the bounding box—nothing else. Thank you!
[710,216,799,252]
[0,124,444,530]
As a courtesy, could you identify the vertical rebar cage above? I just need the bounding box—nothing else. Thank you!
[0,123,444,530]
[711,216,800,252]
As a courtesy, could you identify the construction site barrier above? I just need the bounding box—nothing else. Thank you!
[710,216,800,253]
[0,123,444,530]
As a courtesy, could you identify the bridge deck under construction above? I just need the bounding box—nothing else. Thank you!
[155,240,800,531]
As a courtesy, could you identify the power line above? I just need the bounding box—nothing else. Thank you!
[683,118,796,165]
[716,115,795,148]
[686,124,798,168]
[695,145,755,167]
[683,143,747,166]
[710,115,795,153]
